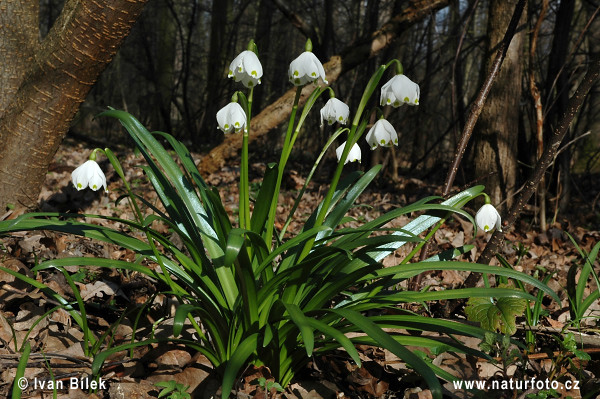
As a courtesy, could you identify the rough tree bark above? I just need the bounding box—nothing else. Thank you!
[198,0,451,175]
[0,0,148,211]
[470,0,527,210]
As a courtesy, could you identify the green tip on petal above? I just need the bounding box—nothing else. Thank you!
[404,97,409,102]
[77,183,82,188]
[305,38,313,52]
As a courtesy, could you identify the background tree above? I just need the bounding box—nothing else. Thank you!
[0,0,148,211]
[469,0,527,210]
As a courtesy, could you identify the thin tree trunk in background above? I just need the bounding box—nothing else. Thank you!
[529,0,549,231]
[203,0,232,146]
[584,3,600,159]
[253,0,275,111]
[322,0,335,59]
[544,0,575,214]
[152,0,177,133]
[471,0,526,210]
[0,0,148,211]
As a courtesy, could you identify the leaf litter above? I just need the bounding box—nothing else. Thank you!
[0,140,599,398]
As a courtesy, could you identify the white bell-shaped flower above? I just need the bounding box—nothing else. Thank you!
[289,51,328,86]
[475,204,502,232]
[380,74,420,107]
[365,119,398,150]
[228,50,263,88]
[217,102,247,133]
[320,98,350,127]
[71,160,107,192]
[336,142,361,165]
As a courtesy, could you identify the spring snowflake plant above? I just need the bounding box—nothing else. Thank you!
[0,40,558,399]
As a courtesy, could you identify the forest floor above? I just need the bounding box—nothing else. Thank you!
[1,138,600,399]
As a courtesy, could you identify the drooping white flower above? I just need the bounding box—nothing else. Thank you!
[380,74,420,107]
[216,102,247,133]
[288,51,328,86]
[228,50,263,88]
[365,119,398,150]
[475,204,502,232]
[336,142,361,165]
[320,98,350,127]
[71,160,107,192]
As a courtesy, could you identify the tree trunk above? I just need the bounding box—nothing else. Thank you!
[202,0,233,146]
[544,0,575,213]
[471,0,526,210]
[0,0,148,211]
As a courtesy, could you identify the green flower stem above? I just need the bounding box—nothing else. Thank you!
[265,87,303,247]
[278,127,347,240]
[240,88,254,231]
[298,62,394,260]
[401,217,446,264]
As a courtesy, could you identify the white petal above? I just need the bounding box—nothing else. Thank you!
[71,160,106,192]
[289,52,327,86]
[228,50,263,88]
[336,142,361,165]
[391,74,420,106]
[475,204,502,232]
[366,119,398,149]
[217,102,247,133]
[320,98,349,126]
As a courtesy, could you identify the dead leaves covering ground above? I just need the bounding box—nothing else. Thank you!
[1,140,599,399]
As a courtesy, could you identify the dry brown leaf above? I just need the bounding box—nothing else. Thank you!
[77,280,117,301]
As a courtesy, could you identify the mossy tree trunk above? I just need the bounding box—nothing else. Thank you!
[0,0,147,211]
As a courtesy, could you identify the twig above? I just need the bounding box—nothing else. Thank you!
[475,54,600,267]
[414,0,527,286]
[442,0,527,197]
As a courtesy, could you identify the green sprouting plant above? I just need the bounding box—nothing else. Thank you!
[566,233,600,328]
[478,332,526,378]
[0,40,559,399]
[547,332,591,383]
[254,377,284,399]
[155,380,191,399]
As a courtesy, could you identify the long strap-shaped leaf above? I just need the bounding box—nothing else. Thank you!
[331,308,442,399]
[101,110,238,308]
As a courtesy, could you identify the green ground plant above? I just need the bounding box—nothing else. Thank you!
[0,40,559,399]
